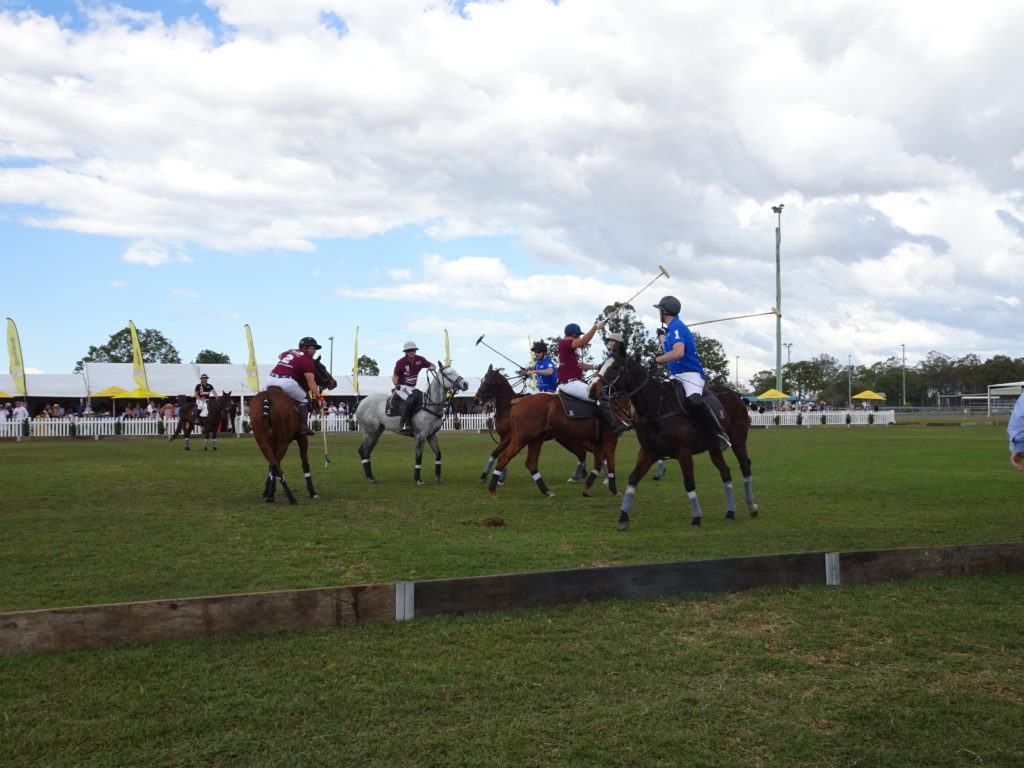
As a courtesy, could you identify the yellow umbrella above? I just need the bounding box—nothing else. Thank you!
[90,385,128,398]
[0,390,12,399]
[756,388,790,400]
[852,390,886,401]
[111,387,169,399]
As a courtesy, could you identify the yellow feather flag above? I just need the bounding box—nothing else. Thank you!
[443,329,451,367]
[6,317,27,396]
[245,324,260,393]
[128,320,149,391]
[352,326,360,395]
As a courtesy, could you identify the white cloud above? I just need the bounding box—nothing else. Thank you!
[169,288,199,298]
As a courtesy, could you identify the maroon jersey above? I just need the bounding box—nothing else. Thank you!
[271,348,315,390]
[557,337,584,382]
[394,354,432,387]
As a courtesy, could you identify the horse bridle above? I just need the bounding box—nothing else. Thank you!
[593,357,675,425]
[421,365,466,418]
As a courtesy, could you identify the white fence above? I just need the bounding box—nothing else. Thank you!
[749,410,895,427]
[0,414,494,439]
[0,410,895,440]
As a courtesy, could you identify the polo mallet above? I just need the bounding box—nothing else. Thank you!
[318,397,331,467]
[607,264,671,318]
[689,306,781,328]
[475,335,527,370]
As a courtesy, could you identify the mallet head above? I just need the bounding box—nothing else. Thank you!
[475,335,485,346]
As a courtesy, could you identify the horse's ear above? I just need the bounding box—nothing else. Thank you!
[487,364,493,373]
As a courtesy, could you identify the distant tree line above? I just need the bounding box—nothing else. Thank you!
[746,352,1024,407]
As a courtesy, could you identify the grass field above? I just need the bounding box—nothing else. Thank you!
[2,426,1021,612]
[2,427,1022,767]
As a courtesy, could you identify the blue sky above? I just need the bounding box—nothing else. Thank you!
[2,0,1023,385]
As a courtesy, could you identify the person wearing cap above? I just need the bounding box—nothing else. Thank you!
[393,341,436,431]
[268,336,325,435]
[650,295,730,451]
[194,373,218,418]
[604,332,625,358]
[521,341,557,393]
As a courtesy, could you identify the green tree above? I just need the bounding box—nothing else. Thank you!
[74,327,181,372]
[357,355,380,376]
[193,349,231,364]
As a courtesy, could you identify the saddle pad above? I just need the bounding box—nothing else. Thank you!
[558,392,596,419]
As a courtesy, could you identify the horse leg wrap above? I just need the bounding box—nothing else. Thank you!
[569,461,586,482]
[620,485,637,514]
[532,472,551,496]
[653,460,666,480]
[361,458,373,479]
[723,481,735,513]
[743,475,755,504]
[688,490,703,518]
[481,456,496,478]
[585,469,600,489]
[606,471,617,495]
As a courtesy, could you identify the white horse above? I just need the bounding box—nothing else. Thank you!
[356,364,468,485]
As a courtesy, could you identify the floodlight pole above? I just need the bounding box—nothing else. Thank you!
[900,343,906,407]
[772,204,784,392]
[848,354,853,411]
[328,336,334,376]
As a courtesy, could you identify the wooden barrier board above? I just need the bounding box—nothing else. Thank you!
[2,542,1021,655]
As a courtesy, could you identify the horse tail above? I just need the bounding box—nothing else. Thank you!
[262,392,273,426]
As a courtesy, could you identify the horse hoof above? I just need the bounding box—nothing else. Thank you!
[581,490,591,498]
[184,447,190,451]
[417,481,426,487]
[367,478,377,484]
[545,492,556,499]
[749,504,759,518]
[265,498,275,503]
[477,478,486,485]
[312,494,319,500]
[435,478,442,484]
[617,520,630,531]
[690,517,702,528]
[489,491,498,499]
[611,491,621,497]
[288,499,298,505]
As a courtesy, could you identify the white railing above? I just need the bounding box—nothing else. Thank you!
[0,410,895,439]
[748,410,895,426]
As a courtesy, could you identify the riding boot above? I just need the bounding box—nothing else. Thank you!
[298,402,314,435]
[598,403,628,437]
[399,396,414,432]
[687,394,730,452]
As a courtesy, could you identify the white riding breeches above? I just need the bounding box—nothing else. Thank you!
[558,379,593,401]
[670,371,705,398]
[267,375,307,403]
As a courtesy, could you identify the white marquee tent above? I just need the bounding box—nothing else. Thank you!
[0,364,482,401]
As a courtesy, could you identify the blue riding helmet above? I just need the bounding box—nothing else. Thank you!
[564,323,583,336]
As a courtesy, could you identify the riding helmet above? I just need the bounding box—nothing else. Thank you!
[653,296,681,316]
[200,374,209,379]
[605,332,623,344]
[564,323,583,337]
[403,341,418,352]
[531,341,548,354]
[299,336,322,349]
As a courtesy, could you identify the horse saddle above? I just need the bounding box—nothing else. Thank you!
[668,380,726,423]
[386,390,421,418]
[558,392,597,420]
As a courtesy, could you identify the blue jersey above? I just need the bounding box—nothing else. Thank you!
[534,356,557,392]
[663,317,706,378]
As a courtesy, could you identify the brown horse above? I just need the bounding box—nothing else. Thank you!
[485,379,630,500]
[590,353,759,530]
[249,358,337,503]
[473,365,589,484]
[169,392,233,451]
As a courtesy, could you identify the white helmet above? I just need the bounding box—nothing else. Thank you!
[403,341,418,352]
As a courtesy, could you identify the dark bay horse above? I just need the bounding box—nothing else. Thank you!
[170,392,233,451]
[485,381,630,500]
[473,365,589,485]
[249,359,337,503]
[355,364,468,485]
[590,353,758,530]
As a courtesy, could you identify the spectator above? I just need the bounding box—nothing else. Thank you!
[12,401,29,421]
[1008,391,1024,472]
